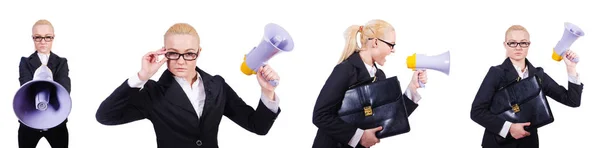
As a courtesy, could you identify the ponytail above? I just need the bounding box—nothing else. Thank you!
[338,25,362,64]
[337,19,394,64]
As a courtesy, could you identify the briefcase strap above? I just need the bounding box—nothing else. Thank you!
[348,76,377,90]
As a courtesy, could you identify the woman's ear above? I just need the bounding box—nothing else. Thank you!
[372,40,378,48]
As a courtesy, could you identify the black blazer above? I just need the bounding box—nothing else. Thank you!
[96,67,281,148]
[312,52,419,148]
[470,58,583,148]
[18,51,71,126]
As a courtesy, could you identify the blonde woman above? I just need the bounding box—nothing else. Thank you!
[312,19,427,148]
[96,23,282,148]
[18,19,71,148]
[470,25,583,148]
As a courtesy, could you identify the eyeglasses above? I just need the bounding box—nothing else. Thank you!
[33,36,54,42]
[370,38,395,49]
[165,51,199,61]
[505,41,530,48]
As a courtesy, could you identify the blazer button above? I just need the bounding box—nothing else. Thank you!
[196,140,202,146]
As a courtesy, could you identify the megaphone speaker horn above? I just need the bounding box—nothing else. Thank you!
[13,65,72,130]
[406,50,451,88]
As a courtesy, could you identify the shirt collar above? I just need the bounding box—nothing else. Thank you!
[513,64,529,78]
[364,62,376,77]
[173,72,202,88]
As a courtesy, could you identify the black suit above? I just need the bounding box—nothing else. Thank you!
[312,52,419,148]
[96,67,281,148]
[18,51,71,148]
[470,58,583,148]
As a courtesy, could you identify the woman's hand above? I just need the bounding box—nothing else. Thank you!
[257,64,279,101]
[409,70,427,93]
[563,49,578,76]
[138,48,167,81]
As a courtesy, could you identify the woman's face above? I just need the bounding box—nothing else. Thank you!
[164,34,200,78]
[504,30,530,61]
[370,31,396,66]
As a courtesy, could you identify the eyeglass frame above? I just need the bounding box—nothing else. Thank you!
[505,41,531,48]
[368,38,395,49]
[164,50,200,61]
[32,36,54,42]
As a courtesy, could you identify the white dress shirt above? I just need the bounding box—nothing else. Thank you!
[38,52,50,65]
[33,53,51,79]
[348,63,423,147]
[498,65,581,138]
[126,72,280,119]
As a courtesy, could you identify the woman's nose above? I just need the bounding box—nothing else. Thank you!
[515,46,523,50]
[176,57,186,64]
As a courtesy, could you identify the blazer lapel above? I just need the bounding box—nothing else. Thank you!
[47,52,59,73]
[28,52,42,71]
[499,57,539,82]
[499,57,520,83]
[525,59,539,77]
[157,70,199,118]
[197,67,218,126]
[347,52,375,83]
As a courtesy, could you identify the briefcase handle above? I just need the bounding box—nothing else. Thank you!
[348,76,377,90]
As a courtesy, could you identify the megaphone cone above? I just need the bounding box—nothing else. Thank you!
[553,22,583,63]
[240,23,295,86]
[13,65,71,130]
[406,50,451,87]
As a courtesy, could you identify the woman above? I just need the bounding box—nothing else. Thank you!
[95,23,282,148]
[18,19,71,148]
[470,25,583,148]
[312,19,427,148]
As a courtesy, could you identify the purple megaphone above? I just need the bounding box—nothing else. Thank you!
[240,23,294,86]
[13,65,71,130]
[552,22,584,63]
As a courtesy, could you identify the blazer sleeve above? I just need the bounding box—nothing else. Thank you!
[96,79,154,125]
[221,76,280,135]
[470,67,507,134]
[18,57,33,86]
[539,70,583,107]
[55,58,71,93]
[312,64,360,144]
[404,94,419,116]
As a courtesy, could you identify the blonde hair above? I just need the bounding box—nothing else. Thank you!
[505,25,529,40]
[338,19,394,64]
[164,23,200,43]
[32,19,54,31]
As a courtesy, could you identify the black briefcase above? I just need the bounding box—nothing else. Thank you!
[337,76,410,139]
[491,73,554,143]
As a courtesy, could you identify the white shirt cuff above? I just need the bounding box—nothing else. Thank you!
[127,73,148,89]
[499,121,512,138]
[260,93,279,113]
[404,88,421,104]
[349,128,364,147]
[568,73,581,85]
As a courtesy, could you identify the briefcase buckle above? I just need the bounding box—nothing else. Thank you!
[363,106,373,116]
[512,104,520,113]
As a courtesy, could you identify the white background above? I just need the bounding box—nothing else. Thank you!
[0,0,598,147]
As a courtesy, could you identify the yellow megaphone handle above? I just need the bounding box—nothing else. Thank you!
[241,55,257,75]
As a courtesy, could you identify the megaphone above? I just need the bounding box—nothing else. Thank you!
[406,50,451,88]
[552,22,584,63]
[240,23,294,86]
[13,65,71,130]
